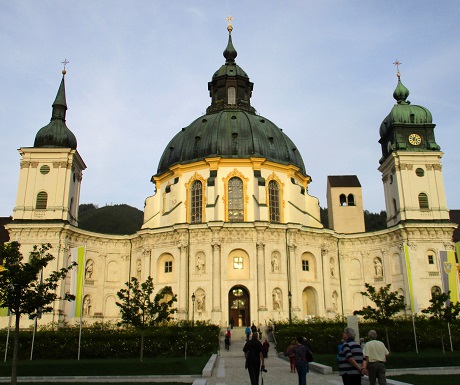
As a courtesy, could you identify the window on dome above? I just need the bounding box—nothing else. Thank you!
[190,180,203,224]
[228,177,244,222]
[228,87,236,105]
[418,193,429,209]
[36,191,48,210]
[268,180,280,223]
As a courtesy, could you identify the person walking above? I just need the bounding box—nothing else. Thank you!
[285,335,312,385]
[245,325,251,341]
[243,331,265,385]
[338,327,364,385]
[362,330,389,385]
[286,340,297,373]
[262,339,270,358]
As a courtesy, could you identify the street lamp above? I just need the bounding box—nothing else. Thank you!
[288,291,292,324]
[191,292,196,326]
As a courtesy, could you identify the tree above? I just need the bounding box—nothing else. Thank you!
[353,283,405,352]
[0,242,75,385]
[116,276,177,362]
[421,291,460,354]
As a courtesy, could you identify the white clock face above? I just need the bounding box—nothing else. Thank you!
[408,133,422,146]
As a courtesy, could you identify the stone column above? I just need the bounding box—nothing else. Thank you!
[178,243,188,319]
[288,243,300,313]
[211,242,222,321]
[257,242,267,311]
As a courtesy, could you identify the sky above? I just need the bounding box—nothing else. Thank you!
[1,1,459,216]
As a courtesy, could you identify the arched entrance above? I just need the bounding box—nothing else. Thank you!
[228,286,250,327]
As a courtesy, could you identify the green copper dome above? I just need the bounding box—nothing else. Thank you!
[379,79,433,138]
[156,30,306,176]
[34,75,77,149]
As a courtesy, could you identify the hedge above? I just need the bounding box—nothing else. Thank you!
[0,321,220,360]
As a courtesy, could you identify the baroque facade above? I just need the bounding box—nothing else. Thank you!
[4,25,459,328]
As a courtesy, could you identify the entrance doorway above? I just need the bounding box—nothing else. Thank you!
[228,286,250,327]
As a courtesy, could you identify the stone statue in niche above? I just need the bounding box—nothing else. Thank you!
[332,292,338,312]
[374,258,383,277]
[83,295,92,315]
[272,288,282,310]
[196,291,205,312]
[136,259,142,279]
[85,260,94,280]
[330,258,335,277]
[271,254,280,272]
[196,254,205,274]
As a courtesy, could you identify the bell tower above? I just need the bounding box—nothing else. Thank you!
[378,63,449,227]
[13,65,86,226]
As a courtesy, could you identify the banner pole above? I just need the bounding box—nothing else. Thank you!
[4,311,12,362]
[77,244,86,360]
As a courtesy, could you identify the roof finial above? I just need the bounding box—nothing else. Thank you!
[227,16,233,33]
[61,58,69,75]
[393,59,402,80]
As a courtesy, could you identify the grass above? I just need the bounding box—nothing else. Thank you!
[387,374,460,385]
[314,349,460,369]
[0,356,209,377]
[9,383,188,385]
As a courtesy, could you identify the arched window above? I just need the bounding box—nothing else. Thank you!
[36,191,48,209]
[418,193,429,209]
[431,286,442,298]
[228,177,244,222]
[347,194,355,206]
[268,180,280,223]
[190,180,203,223]
[339,194,347,206]
[228,87,236,105]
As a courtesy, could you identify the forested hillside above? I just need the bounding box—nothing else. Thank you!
[78,204,143,235]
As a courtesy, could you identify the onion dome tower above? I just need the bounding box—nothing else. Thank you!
[13,64,86,226]
[144,23,321,229]
[378,62,448,227]
[156,23,306,177]
[34,69,77,149]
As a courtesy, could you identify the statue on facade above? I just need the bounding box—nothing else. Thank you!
[196,254,205,274]
[272,288,282,310]
[374,258,383,277]
[271,254,279,272]
[85,260,94,280]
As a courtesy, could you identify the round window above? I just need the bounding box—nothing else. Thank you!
[416,168,425,177]
[40,165,50,175]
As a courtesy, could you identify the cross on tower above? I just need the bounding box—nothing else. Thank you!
[393,59,402,79]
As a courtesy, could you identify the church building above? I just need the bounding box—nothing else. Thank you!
[3,23,458,328]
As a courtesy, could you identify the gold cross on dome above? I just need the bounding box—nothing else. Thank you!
[227,16,233,32]
[393,59,402,78]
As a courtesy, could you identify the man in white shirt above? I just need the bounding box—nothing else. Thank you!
[362,330,390,385]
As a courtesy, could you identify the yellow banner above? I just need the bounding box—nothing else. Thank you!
[447,250,459,303]
[404,245,418,313]
[69,246,86,318]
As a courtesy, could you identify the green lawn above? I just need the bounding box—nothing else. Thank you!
[0,356,209,377]
[5,383,188,385]
[387,374,460,385]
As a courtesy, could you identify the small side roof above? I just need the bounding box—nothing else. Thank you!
[327,175,361,188]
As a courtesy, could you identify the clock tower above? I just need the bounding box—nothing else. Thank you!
[13,68,86,226]
[378,69,449,227]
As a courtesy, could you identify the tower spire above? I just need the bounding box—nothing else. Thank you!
[223,16,237,64]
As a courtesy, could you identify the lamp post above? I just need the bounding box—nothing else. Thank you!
[191,292,196,326]
[288,291,292,324]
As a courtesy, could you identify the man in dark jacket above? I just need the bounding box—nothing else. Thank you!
[243,332,265,385]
